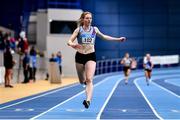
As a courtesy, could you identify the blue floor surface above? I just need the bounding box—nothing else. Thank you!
[0,67,180,119]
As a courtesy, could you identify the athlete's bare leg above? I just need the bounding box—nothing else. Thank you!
[125,69,131,84]
[76,63,86,84]
[145,71,149,85]
[85,61,96,101]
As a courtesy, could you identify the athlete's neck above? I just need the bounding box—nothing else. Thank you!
[82,25,91,31]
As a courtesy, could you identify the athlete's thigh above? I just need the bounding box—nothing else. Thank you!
[148,71,152,77]
[144,70,148,76]
[76,63,85,83]
[85,61,96,81]
[127,69,131,75]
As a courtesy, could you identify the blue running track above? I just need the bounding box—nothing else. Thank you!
[0,67,180,119]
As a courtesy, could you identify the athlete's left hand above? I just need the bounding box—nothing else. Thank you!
[119,37,126,42]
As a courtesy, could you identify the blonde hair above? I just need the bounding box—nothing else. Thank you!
[77,11,92,26]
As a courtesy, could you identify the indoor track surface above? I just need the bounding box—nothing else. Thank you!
[0,67,180,119]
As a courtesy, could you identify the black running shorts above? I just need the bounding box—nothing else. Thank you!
[145,69,152,72]
[75,52,96,65]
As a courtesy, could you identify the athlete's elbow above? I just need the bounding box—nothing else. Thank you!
[67,40,72,46]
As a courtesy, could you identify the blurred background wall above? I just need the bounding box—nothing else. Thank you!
[0,0,180,77]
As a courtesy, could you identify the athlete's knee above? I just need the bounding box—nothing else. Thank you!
[86,77,93,84]
[125,72,128,76]
[79,79,85,84]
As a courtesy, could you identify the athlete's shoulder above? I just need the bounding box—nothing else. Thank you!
[93,26,99,33]
[122,57,126,61]
[75,27,80,32]
[93,26,98,30]
[73,27,81,34]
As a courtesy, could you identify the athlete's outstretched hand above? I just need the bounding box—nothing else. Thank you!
[119,37,126,42]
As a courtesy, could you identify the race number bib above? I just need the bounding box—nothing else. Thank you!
[81,34,95,44]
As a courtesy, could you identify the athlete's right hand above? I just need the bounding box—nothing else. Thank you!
[68,43,82,49]
[72,44,82,49]
[67,41,82,49]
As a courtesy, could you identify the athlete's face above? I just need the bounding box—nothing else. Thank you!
[146,54,151,60]
[125,53,129,58]
[83,14,92,26]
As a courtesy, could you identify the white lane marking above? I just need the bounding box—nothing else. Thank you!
[171,109,180,113]
[27,109,34,111]
[152,82,180,98]
[150,74,180,97]
[0,76,103,110]
[122,109,127,112]
[134,78,163,120]
[96,77,123,120]
[165,78,180,87]
[66,109,85,112]
[30,75,122,120]
[15,108,23,112]
[0,84,78,110]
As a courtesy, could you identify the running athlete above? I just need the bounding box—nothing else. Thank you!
[67,11,126,109]
[143,53,153,86]
[121,53,132,85]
